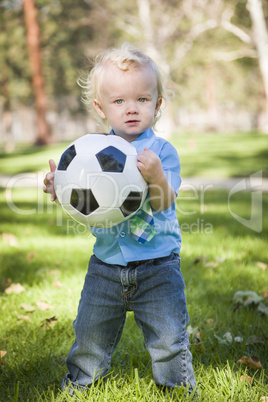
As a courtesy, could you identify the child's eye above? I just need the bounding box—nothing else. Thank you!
[115,99,124,104]
[138,98,147,103]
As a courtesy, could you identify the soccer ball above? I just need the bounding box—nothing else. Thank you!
[54,134,147,227]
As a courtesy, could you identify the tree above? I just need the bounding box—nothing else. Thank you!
[0,1,29,149]
[212,0,268,131]
[247,0,268,132]
[1,0,267,142]
[22,0,51,144]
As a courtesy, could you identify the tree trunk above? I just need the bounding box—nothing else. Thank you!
[22,0,51,144]
[247,0,268,132]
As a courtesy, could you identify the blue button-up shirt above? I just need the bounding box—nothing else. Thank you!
[90,128,182,266]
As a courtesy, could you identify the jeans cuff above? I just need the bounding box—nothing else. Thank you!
[61,373,89,395]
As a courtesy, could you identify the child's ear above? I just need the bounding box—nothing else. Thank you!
[155,96,162,116]
[93,99,106,119]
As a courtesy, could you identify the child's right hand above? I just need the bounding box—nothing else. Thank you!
[43,159,57,202]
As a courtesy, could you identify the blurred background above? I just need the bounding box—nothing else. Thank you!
[0,0,268,149]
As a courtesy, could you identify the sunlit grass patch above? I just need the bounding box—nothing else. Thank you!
[0,184,267,399]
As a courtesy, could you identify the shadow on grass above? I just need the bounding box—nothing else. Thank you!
[0,145,50,159]
[1,189,267,285]
[0,188,267,399]
[0,142,68,175]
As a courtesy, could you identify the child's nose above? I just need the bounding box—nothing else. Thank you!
[126,101,138,114]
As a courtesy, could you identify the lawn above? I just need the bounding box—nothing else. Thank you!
[0,132,268,400]
[0,131,267,178]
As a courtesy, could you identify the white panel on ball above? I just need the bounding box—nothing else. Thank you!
[73,134,109,155]
[92,172,129,208]
[66,154,101,188]
[86,207,125,227]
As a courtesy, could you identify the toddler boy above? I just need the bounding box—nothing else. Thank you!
[44,43,197,395]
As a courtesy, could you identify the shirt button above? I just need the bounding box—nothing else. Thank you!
[120,231,126,238]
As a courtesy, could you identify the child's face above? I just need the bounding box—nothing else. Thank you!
[93,63,162,142]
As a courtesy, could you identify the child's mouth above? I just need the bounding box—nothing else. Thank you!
[126,120,139,126]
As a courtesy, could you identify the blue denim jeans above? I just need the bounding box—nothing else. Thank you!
[62,253,196,393]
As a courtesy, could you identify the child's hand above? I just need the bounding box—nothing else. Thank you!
[137,148,175,211]
[137,147,165,185]
[43,159,57,202]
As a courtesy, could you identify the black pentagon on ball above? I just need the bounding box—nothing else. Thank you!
[71,188,99,215]
[58,145,77,171]
[96,146,126,172]
[120,191,143,217]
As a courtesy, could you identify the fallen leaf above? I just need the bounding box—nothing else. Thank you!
[27,252,38,261]
[205,261,219,268]
[223,332,233,343]
[50,270,60,276]
[186,325,199,337]
[256,262,268,270]
[5,283,25,295]
[53,281,63,289]
[36,301,54,311]
[246,335,264,345]
[17,315,32,322]
[41,315,58,328]
[205,318,215,327]
[240,374,252,383]
[1,233,18,247]
[234,336,244,343]
[237,355,263,370]
[0,351,7,358]
[233,291,263,306]
[20,303,36,312]
[262,290,268,298]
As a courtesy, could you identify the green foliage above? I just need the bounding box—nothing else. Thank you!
[0,0,266,128]
[172,26,261,111]
[38,0,95,99]
[0,2,31,103]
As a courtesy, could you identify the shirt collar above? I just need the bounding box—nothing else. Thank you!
[110,128,156,152]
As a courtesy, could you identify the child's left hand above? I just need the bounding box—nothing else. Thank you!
[137,148,175,211]
[137,147,164,185]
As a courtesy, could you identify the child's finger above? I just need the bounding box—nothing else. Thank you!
[49,159,57,173]
[51,193,57,202]
[43,172,55,186]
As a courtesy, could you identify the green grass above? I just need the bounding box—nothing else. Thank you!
[171,131,268,178]
[0,131,267,178]
[0,186,267,401]
[1,132,268,400]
